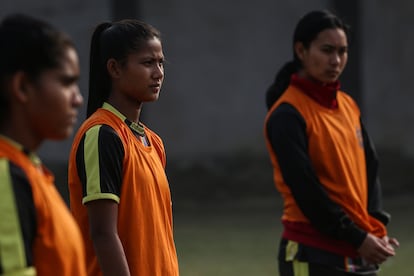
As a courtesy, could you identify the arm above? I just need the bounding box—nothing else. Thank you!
[76,125,130,275]
[361,120,390,225]
[266,103,367,247]
[361,120,399,262]
[87,200,130,276]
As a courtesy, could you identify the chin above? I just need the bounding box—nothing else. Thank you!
[148,95,160,102]
[50,128,73,141]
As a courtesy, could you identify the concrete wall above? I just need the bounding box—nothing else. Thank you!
[141,0,329,162]
[1,0,112,161]
[362,0,414,158]
[2,0,413,168]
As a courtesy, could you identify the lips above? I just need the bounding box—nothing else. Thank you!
[149,83,161,93]
[327,69,339,74]
[68,112,78,125]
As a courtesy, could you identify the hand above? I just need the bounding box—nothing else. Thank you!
[383,235,400,249]
[358,233,395,264]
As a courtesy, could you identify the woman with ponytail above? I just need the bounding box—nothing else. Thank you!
[68,19,179,276]
[264,10,398,276]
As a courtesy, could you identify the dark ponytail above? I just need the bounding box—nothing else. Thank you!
[87,22,112,118]
[265,61,299,110]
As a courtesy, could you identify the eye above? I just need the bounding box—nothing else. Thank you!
[321,46,334,54]
[60,75,79,86]
[338,47,348,56]
[141,58,164,68]
[143,60,153,66]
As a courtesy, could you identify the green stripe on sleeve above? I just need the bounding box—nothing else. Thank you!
[0,159,29,273]
[82,193,120,204]
[2,267,36,275]
[84,125,102,196]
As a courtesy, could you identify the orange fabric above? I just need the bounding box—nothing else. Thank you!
[264,85,386,238]
[0,139,87,276]
[68,108,179,276]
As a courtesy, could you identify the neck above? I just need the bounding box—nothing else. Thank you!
[0,122,40,152]
[107,96,143,123]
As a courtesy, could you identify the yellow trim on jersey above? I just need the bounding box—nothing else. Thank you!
[82,193,120,204]
[0,159,31,274]
[84,125,102,197]
[102,102,144,135]
[2,267,36,276]
[285,240,309,276]
[0,135,22,151]
[0,136,41,167]
[285,240,298,261]
[102,102,124,120]
[293,261,309,276]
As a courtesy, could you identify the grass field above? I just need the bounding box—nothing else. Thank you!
[173,195,414,276]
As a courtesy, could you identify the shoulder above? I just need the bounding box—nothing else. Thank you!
[0,157,30,185]
[76,109,121,136]
[0,158,34,212]
[81,124,124,152]
[267,103,305,127]
[337,91,361,118]
[338,91,360,109]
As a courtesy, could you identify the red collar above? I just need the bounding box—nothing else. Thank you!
[290,74,340,109]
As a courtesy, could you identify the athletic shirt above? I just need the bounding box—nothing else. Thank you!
[68,103,179,276]
[264,84,387,256]
[0,136,86,276]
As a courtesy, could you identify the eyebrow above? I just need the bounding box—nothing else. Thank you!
[60,74,79,83]
[321,44,348,49]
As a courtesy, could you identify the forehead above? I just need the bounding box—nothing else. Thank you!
[57,47,80,73]
[132,37,163,57]
[39,46,79,76]
[312,28,348,47]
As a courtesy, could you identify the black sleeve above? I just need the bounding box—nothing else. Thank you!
[266,103,367,248]
[362,120,390,225]
[76,124,124,199]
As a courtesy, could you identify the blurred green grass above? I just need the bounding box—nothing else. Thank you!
[43,151,414,275]
[174,196,413,276]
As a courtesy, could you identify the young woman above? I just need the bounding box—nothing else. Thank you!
[264,10,399,276]
[0,14,86,275]
[68,19,179,276]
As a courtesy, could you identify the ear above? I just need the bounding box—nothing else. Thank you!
[294,42,305,61]
[106,58,122,79]
[8,71,31,103]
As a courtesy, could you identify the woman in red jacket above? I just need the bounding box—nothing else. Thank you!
[264,10,398,276]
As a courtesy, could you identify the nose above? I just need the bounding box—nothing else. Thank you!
[330,52,340,66]
[153,63,164,80]
[72,85,84,107]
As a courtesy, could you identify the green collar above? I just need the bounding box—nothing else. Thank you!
[0,135,42,166]
[102,102,145,136]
